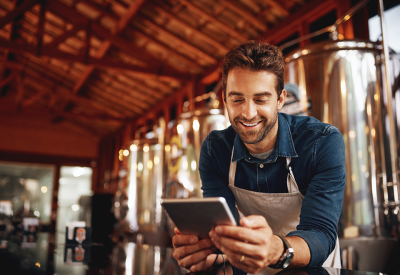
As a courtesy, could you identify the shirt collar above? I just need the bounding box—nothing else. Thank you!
[232,113,298,163]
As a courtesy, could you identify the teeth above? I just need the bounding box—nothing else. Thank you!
[242,122,258,127]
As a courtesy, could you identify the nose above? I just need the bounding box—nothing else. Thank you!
[241,101,257,120]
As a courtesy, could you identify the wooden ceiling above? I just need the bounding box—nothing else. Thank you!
[0,0,310,138]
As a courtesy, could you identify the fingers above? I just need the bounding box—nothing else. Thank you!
[212,224,270,245]
[240,215,269,229]
[173,239,215,261]
[189,254,217,272]
[174,227,181,235]
[172,234,198,248]
[173,238,215,261]
[174,244,217,269]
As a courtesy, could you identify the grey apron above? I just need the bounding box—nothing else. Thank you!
[228,147,341,271]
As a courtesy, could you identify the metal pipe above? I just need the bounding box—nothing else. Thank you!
[278,0,371,51]
[378,0,400,213]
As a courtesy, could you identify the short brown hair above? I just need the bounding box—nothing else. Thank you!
[221,40,284,99]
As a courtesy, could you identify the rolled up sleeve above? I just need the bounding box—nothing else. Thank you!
[287,128,346,266]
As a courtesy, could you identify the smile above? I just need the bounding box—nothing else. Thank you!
[241,121,261,127]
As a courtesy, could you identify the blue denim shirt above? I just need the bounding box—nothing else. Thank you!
[199,113,346,268]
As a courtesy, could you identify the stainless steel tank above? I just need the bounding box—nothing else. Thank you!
[283,40,400,237]
[116,119,166,235]
[165,93,226,198]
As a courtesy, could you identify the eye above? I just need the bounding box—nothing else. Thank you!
[255,99,267,103]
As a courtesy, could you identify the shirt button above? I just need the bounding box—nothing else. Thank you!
[260,164,264,168]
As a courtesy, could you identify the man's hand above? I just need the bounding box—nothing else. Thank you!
[209,215,284,274]
[172,227,218,272]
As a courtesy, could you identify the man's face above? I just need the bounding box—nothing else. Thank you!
[223,68,286,145]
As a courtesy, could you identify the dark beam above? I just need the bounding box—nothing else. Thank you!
[22,88,49,107]
[46,0,171,69]
[0,0,39,29]
[261,0,337,44]
[259,0,289,17]
[148,4,230,53]
[58,0,148,112]
[36,0,46,56]
[1,60,128,118]
[220,0,267,32]
[44,24,83,49]
[84,20,91,64]
[114,0,147,34]
[179,0,248,43]
[0,70,19,89]
[0,39,191,79]
[136,15,217,64]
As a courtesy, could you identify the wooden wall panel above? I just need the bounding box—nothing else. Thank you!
[0,113,99,159]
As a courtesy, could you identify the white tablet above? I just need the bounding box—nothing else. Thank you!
[161,197,237,239]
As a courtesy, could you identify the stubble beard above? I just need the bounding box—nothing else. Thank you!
[231,111,278,145]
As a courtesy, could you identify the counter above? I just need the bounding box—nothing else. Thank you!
[0,233,386,275]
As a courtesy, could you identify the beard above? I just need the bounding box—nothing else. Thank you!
[230,111,278,145]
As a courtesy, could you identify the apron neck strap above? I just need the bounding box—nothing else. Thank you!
[229,146,300,193]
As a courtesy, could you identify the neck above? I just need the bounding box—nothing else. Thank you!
[244,117,279,154]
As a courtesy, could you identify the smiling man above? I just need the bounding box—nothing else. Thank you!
[172,41,346,274]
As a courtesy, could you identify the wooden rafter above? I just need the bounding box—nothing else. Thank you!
[136,15,217,64]
[100,71,165,100]
[36,0,46,56]
[178,0,248,43]
[46,1,178,70]
[148,4,230,53]
[219,0,267,32]
[0,70,19,89]
[44,23,83,49]
[22,88,49,107]
[114,0,148,35]
[56,0,148,113]
[262,0,337,44]
[0,102,128,124]
[1,60,128,118]
[0,0,39,29]
[130,28,204,71]
[0,39,191,79]
[259,0,290,17]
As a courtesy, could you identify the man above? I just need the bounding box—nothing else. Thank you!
[172,41,345,274]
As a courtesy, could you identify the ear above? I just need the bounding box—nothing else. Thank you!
[222,90,226,105]
[277,89,287,110]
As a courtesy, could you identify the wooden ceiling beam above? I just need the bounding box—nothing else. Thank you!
[0,39,191,79]
[87,84,146,115]
[98,71,165,100]
[1,62,128,119]
[22,88,49,107]
[0,102,128,124]
[69,0,147,100]
[179,0,248,43]
[55,112,126,125]
[136,15,217,64]
[0,70,19,89]
[46,1,179,71]
[131,28,204,72]
[89,77,153,108]
[36,0,46,56]
[262,0,337,44]
[259,0,289,17]
[0,0,39,29]
[114,0,147,34]
[219,0,267,32]
[149,5,230,54]
[44,23,83,49]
